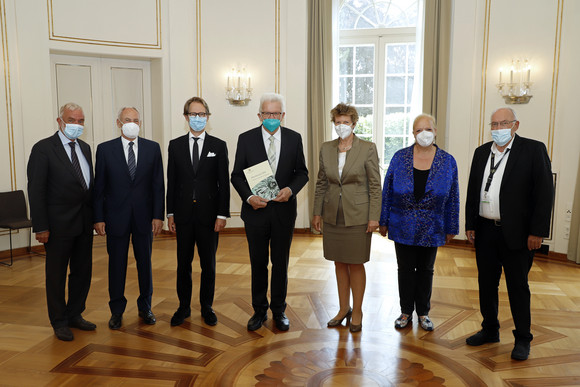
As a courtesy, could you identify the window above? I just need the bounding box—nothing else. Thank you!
[337,0,420,170]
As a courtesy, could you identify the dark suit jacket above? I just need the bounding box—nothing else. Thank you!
[465,134,553,250]
[93,137,165,236]
[166,133,230,226]
[27,131,94,237]
[231,126,309,226]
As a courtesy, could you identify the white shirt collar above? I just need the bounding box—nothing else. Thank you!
[491,135,515,154]
[189,131,206,141]
[121,136,138,148]
[261,127,281,142]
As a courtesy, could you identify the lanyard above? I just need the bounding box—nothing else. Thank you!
[484,149,510,192]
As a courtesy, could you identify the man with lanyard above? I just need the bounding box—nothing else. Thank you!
[465,107,553,360]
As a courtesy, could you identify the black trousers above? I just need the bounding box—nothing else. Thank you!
[394,242,438,316]
[44,232,93,328]
[244,214,295,314]
[107,223,153,315]
[175,206,218,311]
[475,217,534,342]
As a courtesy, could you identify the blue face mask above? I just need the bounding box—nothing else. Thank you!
[262,119,281,132]
[189,116,207,132]
[491,128,513,146]
[63,123,84,140]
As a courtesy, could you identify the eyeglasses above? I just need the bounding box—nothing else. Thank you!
[490,120,516,129]
[261,112,283,119]
[187,112,209,118]
[120,118,140,124]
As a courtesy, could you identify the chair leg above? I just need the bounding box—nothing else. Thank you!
[0,229,14,267]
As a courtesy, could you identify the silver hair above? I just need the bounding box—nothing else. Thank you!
[259,93,286,114]
[117,106,141,121]
[59,102,83,117]
[413,113,437,130]
[490,107,518,121]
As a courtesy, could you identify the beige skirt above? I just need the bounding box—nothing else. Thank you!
[322,198,371,264]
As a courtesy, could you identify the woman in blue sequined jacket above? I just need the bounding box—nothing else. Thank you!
[379,114,459,332]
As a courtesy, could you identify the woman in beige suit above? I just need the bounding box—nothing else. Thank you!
[312,103,382,332]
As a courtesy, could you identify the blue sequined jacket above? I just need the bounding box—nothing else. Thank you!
[380,145,459,247]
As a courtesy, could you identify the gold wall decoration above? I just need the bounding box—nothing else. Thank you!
[1,0,16,190]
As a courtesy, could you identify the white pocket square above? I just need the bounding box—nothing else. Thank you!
[207,152,216,157]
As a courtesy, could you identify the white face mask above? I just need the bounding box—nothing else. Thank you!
[334,124,353,139]
[121,122,140,139]
[416,130,435,147]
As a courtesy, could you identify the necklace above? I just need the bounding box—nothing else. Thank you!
[339,140,352,152]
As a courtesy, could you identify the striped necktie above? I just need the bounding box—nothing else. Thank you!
[128,142,136,180]
[268,135,277,172]
[69,142,88,190]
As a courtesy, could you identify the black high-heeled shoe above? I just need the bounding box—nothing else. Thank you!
[327,308,352,327]
[349,312,363,332]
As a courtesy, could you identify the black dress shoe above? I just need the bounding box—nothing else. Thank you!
[247,312,267,331]
[171,308,191,326]
[109,314,123,330]
[202,308,218,326]
[466,330,500,346]
[273,313,290,331]
[139,309,156,325]
[69,316,97,331]
[511,341,530,360]
[54,326,74,341]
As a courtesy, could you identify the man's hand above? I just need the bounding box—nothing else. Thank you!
[167,216,176,233]
[312,215,322,232]
[466,230,475,245]
[249,195,268,210]
[379,226,388,237]
[445,234,456,244]
[35,231,49,244]
[527,235,543,251]
[94,222,106,236]
[152,219,163,236]
[366,220,379,233]
[214,218,226,232]
[272,187,292,202]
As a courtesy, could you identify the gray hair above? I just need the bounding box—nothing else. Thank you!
[413,113,437,130]
[259,93,286,114]
[59,102,83,118]
[117,107,141,121]
[490,107,518,121]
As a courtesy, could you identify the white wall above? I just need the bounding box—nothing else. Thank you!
[0,0,577,255]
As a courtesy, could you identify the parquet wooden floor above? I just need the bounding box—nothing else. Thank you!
[1,233,580,386]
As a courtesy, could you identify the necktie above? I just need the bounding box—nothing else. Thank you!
[192,137,199,173]
[128,142,136,180]
[268,135,277,172]
[69,142,88,190]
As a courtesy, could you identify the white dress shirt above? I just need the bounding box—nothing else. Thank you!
[479,136,515,220]
[57,130,91,188]
[189,131,206,163]
[121,136,138,164]
[261,127,281,172]
[338,151,347,178]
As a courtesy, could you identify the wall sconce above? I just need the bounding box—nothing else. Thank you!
[496,58,533,104]
[226,65,252,106]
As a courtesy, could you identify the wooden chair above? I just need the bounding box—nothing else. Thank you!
[0,190,33,267]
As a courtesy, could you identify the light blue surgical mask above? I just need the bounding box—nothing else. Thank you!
[189,116,207,132]
[491,128,513,146]
[262,119,281,132]
[63,123,84,140]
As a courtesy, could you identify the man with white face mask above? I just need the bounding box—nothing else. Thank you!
[465,107,553,360]
[28,102,95,341]
[93,107,165,330]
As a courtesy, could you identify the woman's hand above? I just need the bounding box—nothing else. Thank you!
[366,220,379,233]
[445,234,456,244]
[312,215,322,232]
[379,225,388,237]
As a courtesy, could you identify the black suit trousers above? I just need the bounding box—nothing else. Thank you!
[175,203,218,310]
[44,232,93,328]
[106,222,153,315]
[244,206,295,314]
[475,217,534,342]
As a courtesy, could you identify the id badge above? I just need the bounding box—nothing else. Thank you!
[480,193,494,216]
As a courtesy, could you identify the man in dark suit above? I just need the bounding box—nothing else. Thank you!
[231,93,309,331]
[167,97,230,327]
[465,107,553,360]
[27,102,96,341]
[93,107,164,329]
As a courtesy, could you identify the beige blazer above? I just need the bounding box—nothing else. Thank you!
[313,135,381,226]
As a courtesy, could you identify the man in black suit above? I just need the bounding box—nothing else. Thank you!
[93,107,164,329]
[231,93,309,331]
[167,97,230,326]
[465,107,553,360]
[27,102,96,341]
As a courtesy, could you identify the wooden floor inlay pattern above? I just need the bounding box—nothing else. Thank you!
[1,234,580,386]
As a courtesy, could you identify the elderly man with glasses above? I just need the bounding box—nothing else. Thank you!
[231,92,308,332]
[465,107,553,360]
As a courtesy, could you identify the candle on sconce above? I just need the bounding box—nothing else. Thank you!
[499,69,503,83]
[248,75,251,89]
[510,69,513,84]
[527,68,531,83]
[237,75,240,88]
[227,75,230,89]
